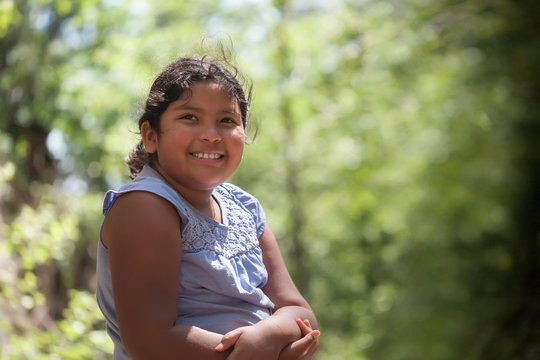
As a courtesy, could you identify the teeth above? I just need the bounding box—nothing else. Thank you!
[193,153,221,159]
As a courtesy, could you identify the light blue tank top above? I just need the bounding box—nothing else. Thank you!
[96,165,274,359]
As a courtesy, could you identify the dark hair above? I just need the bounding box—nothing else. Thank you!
[125,54,253,179]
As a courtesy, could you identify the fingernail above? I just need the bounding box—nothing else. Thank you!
[215,343,224,351]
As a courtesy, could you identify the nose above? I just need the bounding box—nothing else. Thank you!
[201,124,222,143]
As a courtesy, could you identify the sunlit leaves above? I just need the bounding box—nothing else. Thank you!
[5,202,78,268]
[2,290,111,359]
[0,0,20,37]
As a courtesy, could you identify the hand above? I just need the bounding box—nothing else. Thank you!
[278,319,320,360]
[215,319,320,360]
[216,324,282,360]
[215,326,247,353]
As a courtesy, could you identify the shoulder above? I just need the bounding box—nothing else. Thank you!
[219,182,260,207]
[218,182,265,217]
[103,166,190,219]
[218,183,267,237]
[102,191,180,249]
[104,189,178,225]
[108,190,177,214]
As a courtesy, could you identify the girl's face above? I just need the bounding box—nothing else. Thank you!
[142,81,245,194]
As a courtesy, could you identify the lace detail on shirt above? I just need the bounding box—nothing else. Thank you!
[181,186,260,258]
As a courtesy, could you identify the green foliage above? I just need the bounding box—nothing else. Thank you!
[2,290,112,360]
[0,189,111,359]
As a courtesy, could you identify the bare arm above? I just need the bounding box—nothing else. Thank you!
[260,225,318,347]
[218,226,319,359]
[259,225,318,336]
[102,191,231,359]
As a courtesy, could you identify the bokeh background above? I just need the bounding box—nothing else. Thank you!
[1,0,539,359]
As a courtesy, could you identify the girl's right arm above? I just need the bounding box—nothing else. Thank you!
[102,191,231,359]
[217,319,319,359]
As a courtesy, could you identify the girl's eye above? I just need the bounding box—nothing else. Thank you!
[180,114,196,120]
[221,117,238,124]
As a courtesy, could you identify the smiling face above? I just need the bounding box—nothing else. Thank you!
[141,81,245,196]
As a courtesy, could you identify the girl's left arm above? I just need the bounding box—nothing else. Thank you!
[217,225,319,359]
[259,224,319,333]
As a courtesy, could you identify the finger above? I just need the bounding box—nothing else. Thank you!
[301,334,320,359]
[289,329,320,353]
[280,330,321,360]
[302,330,320,348]
[215,329,242,352]
[296,318,312,336]
[297,331,320,359]
[301,319,316,333]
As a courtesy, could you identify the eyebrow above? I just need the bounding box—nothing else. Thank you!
[171,104,240,116]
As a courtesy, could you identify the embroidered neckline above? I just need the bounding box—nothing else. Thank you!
[181,187,259,258]
[138,166,259,258]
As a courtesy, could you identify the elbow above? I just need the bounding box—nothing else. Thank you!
[121,338,150,360]
[121,328,168,360]
[273,298,318,327]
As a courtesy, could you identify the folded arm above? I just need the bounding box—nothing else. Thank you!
[102,191,231,359]
[216,226,320,359]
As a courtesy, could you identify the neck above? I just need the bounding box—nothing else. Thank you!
[186,194,221,223]
[150,163,221,222]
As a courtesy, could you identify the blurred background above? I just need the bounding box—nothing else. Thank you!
[1,0,539,359]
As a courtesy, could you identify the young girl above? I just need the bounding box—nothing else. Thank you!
[96,54,320,359]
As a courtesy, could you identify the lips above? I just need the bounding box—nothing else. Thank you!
[191,152,224,159]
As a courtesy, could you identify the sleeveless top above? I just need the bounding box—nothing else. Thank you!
[96,165,275,359]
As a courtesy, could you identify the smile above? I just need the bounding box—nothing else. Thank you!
[191,152,223,159]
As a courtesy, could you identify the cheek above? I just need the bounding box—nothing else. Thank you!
[238,142,245,156]
[234,131,246,153]
[236,126,247,141]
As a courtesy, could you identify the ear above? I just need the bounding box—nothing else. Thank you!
[141,121,158,154]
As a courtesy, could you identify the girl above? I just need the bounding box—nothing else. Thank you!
[96,54,320,359]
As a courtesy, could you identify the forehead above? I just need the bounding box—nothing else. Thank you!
[172,81,240,112]
[186,81,237,103]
